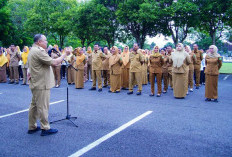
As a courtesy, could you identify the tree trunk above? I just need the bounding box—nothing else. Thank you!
[107,41,111,48]
[81,39,86,47]
[211,31,216,45]
[59,35,65,48]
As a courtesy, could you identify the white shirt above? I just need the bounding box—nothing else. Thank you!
[200,53,207,70]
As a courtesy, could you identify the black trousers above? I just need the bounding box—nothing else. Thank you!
[18,65,23,79]
[60,65,66,79]
[200,67,205,84]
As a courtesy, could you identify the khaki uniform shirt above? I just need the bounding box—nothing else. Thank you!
[167,53,173,71]
[102,53,111,70]
[172,57,191,74]
[129,50,144,72]
[162,56,169,73]
[75,58,86,70]
[149,55,164,74]
[189,52,197,71]
[51,52,61,66]
[205,55,222,76]
[193,50,203,70]
[92,50,105,71]
[28,44,55,90]
[9,50,21,67]
[110,56,122,75]
[87,53,92,65]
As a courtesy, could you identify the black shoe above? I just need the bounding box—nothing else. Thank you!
[136,91,141,95]
[27,126,41,134]
[21,83,26,85]
[163,91,167,94]
[213,99,218,102]
[15,82,19,84]
[115,91,120,93]
[41,128,58,136]
[127,91,133,95]
[149,93,154,96]
[157,94,161,97]
[8,81,14,84]
[108,90,112,93]
[196,86,199,89]
[89,87,96,90]
[121,87,128,90]
[98,88,102,92]
[68,83,71,85]
[205,98,211,101]
[103,85,108,88]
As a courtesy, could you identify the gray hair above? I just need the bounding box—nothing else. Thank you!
[33,34,43,43]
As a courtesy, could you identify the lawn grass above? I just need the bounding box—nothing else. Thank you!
[220,62,232,74]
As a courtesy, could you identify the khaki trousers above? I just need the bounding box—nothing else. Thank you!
[162,72,168,91]
[102,70,110,86]
[67,66,75,84]
[22,68,28,84]
[129,72,142,92]
[168,70,172,88]
[92,70,102,89]
[150,73,162,94]
[9,66,19,82]
[87,64,92,80]
[28,89,50,130]
[188,70,194,88]
[194,69,201,87]
[52,66,61,86]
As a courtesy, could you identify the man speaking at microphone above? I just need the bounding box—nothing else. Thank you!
[27,34,70,136]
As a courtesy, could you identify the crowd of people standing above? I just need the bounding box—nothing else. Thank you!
[0,42,222,102]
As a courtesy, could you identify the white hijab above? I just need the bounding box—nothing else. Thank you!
[172,43,189,68]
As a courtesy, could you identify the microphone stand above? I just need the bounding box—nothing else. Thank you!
[50,50,78,127]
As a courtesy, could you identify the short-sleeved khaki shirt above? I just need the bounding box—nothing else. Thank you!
[92,50,105,70]
[28,44,55,89]
[129,50,144,72]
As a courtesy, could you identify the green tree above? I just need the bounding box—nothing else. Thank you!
[25,0,76,48]
[116,0,159,48]
[71,2,99,47]
[164,42,175,48]
[157,0,198,45]
[195,0,232,45]
[0,0,12,46]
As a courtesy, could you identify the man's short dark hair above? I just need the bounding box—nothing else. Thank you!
[94,43,99,46]
[34,34,43,43]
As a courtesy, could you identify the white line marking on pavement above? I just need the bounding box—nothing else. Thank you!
[69,110,153,157]
[0,100,65,119]
[223,75,229,80]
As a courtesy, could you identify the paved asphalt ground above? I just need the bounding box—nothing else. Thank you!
[0,74,231,157]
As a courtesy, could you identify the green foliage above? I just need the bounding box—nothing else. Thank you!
[0,0,231,50]
[164,42,175,49]
[219,63,232,74]
[0,0,13,46]
[116,0,159,48]
[195,0,232,44]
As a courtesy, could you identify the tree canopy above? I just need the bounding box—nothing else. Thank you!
[0,0,231,51]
